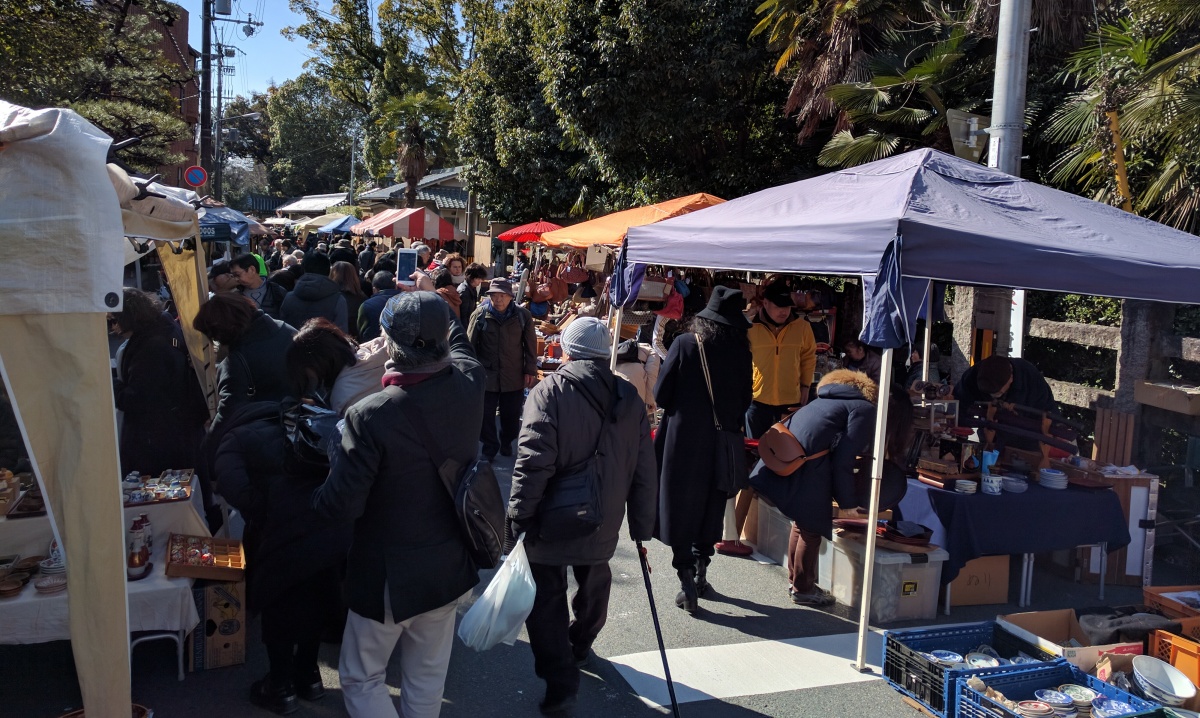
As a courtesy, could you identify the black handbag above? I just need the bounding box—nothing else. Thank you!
[698,339,749,495]
[536,374,612,542]
[281,401,342,470]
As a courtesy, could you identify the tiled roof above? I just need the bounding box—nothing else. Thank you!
[357,166,467,201]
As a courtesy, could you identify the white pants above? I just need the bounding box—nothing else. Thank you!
[340,589,460,718]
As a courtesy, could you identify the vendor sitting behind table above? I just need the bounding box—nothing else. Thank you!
[953,354,1057,414]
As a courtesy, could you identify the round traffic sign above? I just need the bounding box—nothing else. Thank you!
[184,165,208,187]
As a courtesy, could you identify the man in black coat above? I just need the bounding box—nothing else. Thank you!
[508,318,658,714]
[357,271,400,341]
[280,252,349,332]
[467,278,537,459]
[313,288,485,718]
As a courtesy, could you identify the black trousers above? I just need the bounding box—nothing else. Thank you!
[259,566,341,682]
[480,390,524,457]
[525,561,613,694]
[745,401,792,440]
[670,484,727,571]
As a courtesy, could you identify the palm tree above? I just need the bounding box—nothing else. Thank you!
[398,120,427,208]
[1045,5,1200,232]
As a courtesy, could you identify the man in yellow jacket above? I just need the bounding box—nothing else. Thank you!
[716,280,816,557]
[747,281,816,438]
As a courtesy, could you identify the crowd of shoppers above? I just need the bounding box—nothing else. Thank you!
[114,240,916,717]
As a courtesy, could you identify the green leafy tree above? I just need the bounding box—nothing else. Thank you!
[1045,3,1200,232]
[0,0,191,171]
[454,0,586,221]
[266,73,365,196]
[222,91,272,166]
[221,157,270,212]
[533,0,805,209]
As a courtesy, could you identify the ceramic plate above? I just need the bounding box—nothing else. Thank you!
[965,652,1000,668]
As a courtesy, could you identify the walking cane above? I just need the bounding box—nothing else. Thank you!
[635,541,682,718]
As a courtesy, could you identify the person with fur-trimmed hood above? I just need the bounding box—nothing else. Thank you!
[749,369,911,606]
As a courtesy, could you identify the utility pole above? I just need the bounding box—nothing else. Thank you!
[214,46,225,200]
[200,0,213,189]
[348,133,357,205]
[993,0,1033,359]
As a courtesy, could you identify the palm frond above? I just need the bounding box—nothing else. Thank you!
[818,129,901,167]
[825,82,893,113]
[875,106,933,125]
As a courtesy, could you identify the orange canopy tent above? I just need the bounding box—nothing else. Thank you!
[538,193,724,249]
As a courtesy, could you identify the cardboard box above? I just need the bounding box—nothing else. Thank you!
[997,608,1142,672]
[188,580,246,671]
[1135,380,1200,416]
[948,555,1010,606]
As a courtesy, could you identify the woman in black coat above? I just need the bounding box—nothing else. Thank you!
[653,287,753,614]
[111,288,206,476]
[749,372,912,605]
[214,402,352,714]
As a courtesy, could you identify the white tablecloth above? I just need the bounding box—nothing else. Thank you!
[0,499,209,644]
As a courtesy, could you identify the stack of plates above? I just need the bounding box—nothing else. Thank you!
[1040,468,1069,490]
[1091,696,1139,717]
[929,650,964,666]
[0,578,23,598]
[955,480,978,494]
[12,555,44,574]
[1003,477,1029,493]
[1035,689,1078,717]
[1016,701,1055,717]
[1058,685,1099,716]
[34,575,66,595]
[38,557,65,575]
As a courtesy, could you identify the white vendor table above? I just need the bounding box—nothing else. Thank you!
[0,498,210,679]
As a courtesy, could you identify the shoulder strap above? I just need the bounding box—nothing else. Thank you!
[696,337,724,431]
[234,350,257,397]
[385,386,457,499]
[559,370,614,457]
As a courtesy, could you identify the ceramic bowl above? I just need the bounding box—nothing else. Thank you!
[1133,654,1196,706]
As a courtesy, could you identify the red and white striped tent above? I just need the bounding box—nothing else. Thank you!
[351,207,462,240]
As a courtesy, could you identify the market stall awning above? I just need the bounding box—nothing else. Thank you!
[498,220,563,243]
[261,217,294,226]
[350,206,461,240]
[295,213,342,230]
[198,204,258,246]
[625,149,1200,309]
[540,193,725,248]
[316,215,361,234]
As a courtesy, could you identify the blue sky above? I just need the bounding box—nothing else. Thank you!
[174,0,323,96]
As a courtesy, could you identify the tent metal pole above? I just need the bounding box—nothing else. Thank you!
[609,306,624,371]
[854,347,894,672]
[922,282,934,382]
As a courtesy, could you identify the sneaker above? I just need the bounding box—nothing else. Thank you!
[249,675,298,715]
[789,588,835,606]
[714,540,753,557]
[539,685,578,714]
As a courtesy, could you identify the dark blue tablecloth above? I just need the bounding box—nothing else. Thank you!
[907,480,1131,585]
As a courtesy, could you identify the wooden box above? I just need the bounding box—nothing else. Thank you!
[165,534,246,581]
[1135,380,1200,416]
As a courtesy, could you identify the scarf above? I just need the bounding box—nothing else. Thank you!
[381,357,452,388]
[436,285,462,312]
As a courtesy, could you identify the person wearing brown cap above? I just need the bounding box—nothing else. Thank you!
[653,286,754,614]
[953,354,1056,414]
[467,278,537,459]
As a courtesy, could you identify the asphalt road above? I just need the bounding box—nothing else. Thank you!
[1,453,1159,718]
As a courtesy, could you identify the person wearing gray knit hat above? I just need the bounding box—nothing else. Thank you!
[560,317,611,361]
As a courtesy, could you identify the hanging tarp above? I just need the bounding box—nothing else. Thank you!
[198,204,257,247]
[316,215,361,234]
[540,193,725,249]
[0,100,132,717]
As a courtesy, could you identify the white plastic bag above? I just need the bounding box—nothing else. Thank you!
[457,535,536,651]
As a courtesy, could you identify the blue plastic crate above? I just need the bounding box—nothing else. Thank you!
[883,621,1061,718]
[954,662,1159,718]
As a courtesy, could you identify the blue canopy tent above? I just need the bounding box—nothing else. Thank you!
[198,205,255,247]
[316,214,361,235]
[623,148,1200,670]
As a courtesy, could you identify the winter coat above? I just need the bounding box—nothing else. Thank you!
[749,369,878,538]
[358,249,376,273]
[846,351,882,383]
[508,359,658,566]
[653,332,753,545]
[467,299,536,393]
[953,356,1056,413]
[614,343,660,410]
[749,316,816,406]
[328,336,388,415]
[213,403,352,611]
[114,313,205,476]
[341,291,366,339]
[457,282,480,326]
[207,312,297,442]
[280,273,348,333]
[312,323,485,624]
[357,289,399,342]
[237,280,288,321]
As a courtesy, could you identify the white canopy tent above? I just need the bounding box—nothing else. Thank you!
[625,148,1200,670]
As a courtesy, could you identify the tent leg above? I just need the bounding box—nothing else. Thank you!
[609,306,625,371]
[854,347,894,673]
[922,282,934,382]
